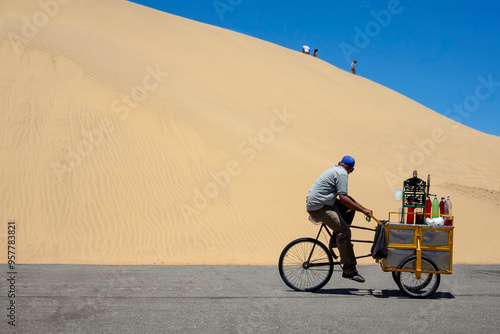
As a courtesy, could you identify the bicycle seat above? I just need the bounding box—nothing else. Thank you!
[308,215,321,225]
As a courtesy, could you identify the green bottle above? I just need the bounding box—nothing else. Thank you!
[431,195,439,218]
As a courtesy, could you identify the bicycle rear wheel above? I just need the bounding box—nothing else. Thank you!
[278,238,333,292]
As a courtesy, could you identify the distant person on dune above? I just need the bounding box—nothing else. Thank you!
[312,49,318,57]
[351,60,357,74]
[306,155,373,283]
[302,45,310,54]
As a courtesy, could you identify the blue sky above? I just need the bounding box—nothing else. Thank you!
[128,0,500,137]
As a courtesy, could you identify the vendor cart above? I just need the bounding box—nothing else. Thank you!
[372,213,454,298]
[278,171,454,298]
[375,171,454,298]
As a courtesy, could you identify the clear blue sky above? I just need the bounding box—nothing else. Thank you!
[128,0,500,137]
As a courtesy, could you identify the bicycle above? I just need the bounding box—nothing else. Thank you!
[278,213,453,298]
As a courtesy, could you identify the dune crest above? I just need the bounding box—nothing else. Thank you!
[1,0,499,265]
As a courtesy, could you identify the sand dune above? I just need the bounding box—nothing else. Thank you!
[1,0,499,265]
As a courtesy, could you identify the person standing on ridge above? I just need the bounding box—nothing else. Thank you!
[302,45,310,54]
[351,60,357,74]
[312,49,318,57]
[306,156,373,283]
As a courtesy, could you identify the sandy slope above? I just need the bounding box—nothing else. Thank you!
[1,0,499,265]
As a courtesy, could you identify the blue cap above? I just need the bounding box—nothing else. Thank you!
[340,155,355,168]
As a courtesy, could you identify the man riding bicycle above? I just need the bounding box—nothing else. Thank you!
[306,155,373,283]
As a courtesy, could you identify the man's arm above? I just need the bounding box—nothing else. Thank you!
[338,194,372,216]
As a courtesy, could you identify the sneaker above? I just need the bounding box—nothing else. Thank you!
[342,272,365,283]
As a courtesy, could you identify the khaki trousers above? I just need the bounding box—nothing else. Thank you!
[308,203,357,274]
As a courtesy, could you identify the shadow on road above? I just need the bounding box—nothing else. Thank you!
[314,288,455,299]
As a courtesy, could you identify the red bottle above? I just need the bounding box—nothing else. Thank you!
[407,207,414,224]
[439,197,446,215]
[407,200,414,224]
[426,196,432,218]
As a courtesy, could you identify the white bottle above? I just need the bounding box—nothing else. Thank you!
[444,196,453,226]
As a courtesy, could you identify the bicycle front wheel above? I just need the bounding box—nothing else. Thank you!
[278,238,333,292]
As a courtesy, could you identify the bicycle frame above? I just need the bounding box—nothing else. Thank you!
[308,220,378,266]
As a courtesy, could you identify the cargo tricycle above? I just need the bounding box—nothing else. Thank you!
[278,173,454,298]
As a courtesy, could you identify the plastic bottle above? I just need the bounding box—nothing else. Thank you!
[444,196,453,226]
[407,206,414,224]
[426,196,432,218]
[439,197,446,215]
[432,195,439,218]
[415,207,424,224]
[406,198,415,224]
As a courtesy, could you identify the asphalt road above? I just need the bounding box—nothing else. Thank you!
[1,264,499,333]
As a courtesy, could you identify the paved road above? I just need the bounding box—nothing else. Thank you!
[1,264,499,333]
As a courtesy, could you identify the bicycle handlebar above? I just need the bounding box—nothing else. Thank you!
[367,213,383,225]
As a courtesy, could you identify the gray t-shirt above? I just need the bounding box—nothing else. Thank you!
[306,165,348,211]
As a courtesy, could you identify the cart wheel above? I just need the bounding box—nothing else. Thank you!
[391,268,432,290]
[278,238,334,292]
[391,271,399,286]
[393,255,440,298]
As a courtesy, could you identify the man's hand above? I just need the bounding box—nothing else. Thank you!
[362,209,373,217]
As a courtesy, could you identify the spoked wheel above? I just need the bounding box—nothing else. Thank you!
[391,271,399,285]
[392,269,432,290]
[393,255,440,298]
[278,238,334,292]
